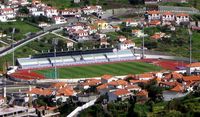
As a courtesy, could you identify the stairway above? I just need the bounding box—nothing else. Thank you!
[104,54,110,62]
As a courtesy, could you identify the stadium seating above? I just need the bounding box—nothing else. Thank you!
[17,49,138,69]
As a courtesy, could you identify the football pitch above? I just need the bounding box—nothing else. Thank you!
[35,62,162,79]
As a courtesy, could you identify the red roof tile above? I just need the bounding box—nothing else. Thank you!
[170,84,184,92]
[182,76,200,82]
[97,84,108,90]
[113,89,131,96]
[101,74,113,80]
[186,62,200,67]
[136,90,148,96]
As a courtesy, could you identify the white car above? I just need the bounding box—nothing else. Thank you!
[7,66,18,75]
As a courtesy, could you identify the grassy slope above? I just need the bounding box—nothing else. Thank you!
[0,34,66,71]
[159,0,200,10]
[35,62,162,79]
[41,0,133,10]
[41,0,72,9]
[0,21,40,41]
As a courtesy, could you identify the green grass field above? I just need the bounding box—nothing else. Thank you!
[41,0,134,10]
[35,62,162,79]
[0,20,40,41]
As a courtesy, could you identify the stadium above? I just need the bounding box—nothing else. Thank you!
[8,48,188,80]
[16,48,139,69]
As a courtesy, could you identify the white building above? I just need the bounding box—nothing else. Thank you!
[82,5,102,15]
[101,74,117,83]
[44,6,58,18]
[52,16,66,24]
[186,62,200,75]
[175,13,189,25]
[60,8,81,17]
[132,30,147,38]
[108,89,132,102]
[147,10,161,21]
[118,40,135,50]
[118,35,127,42]
[162,11,175,22]
[0,15,7,22]
[123,19,138,27]
[73,29,89,41]
[29,7,45,16]
[0,8,15,21]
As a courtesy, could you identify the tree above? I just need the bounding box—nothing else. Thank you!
[18,6,29,14]
[129,0,144,5]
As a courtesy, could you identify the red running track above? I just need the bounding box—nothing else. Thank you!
[12,59,189,80]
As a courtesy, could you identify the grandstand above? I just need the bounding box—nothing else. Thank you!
[17,49,139,69]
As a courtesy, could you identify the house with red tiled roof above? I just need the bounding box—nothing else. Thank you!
[96,83,109,95]
[132,29,147,38]
[163,72,183,82]
[51,82,68,89]
[52,16,66,24]
[87,25,97,34]
[118,35,127,42]
[162,11,175,22]
[135,73,155,80]
[32,0,41,5]
[101,74,117,83]
[100,38,109,46]
[186,62,200,75]
[0,8,15,22]
[130,80,149,85]
[162,83,189,101]
[175,13,189,25]
[136,90,148,102]
[94,19,109,30]
[26,88,53,96]
[182,75,200,82]
[82,5,102,15]
[44,6,58,18]
[60,8,81,17]
[147,10,161,21]
[112,25,120,31]
[78,79,101,89]
[118,40,135,50]
[35,105,59,117]
[148,20,161,26]
[122,19,138,27]
[107,80,128,89]
[159,81,178,88]
[151,33,162,40]
[125,85,142,93]
[108,89,132,102]
[170,84,185,93]
[55,87,76,102]
[73,29,89,41]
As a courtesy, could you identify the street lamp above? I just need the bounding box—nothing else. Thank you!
[12,28,15,66]
[141,22,145,59]
[188,28,192,64]
[53,38,58,79]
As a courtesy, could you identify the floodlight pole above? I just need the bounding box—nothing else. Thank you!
[53,38,58,79]
[142,23,145,59]
[188,28,192,64]
[12,28,15,66]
